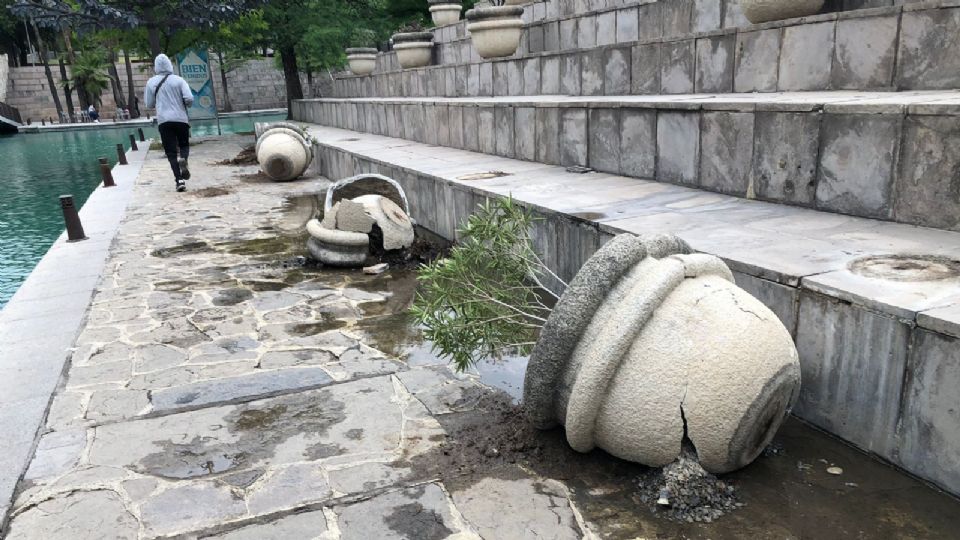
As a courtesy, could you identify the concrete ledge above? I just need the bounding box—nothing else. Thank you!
[0,143,149,527]
[338,1,960,97]
[299,121,960,496]
[293,93,960,231]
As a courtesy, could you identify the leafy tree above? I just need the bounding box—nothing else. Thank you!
[70,46,111,105]
[9,0,264,56]
[412,197,565,372]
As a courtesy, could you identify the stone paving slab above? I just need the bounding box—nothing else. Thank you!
[0,142,149,526]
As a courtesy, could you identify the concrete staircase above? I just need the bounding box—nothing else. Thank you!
[293,0,960,497]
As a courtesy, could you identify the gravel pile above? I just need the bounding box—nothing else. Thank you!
[635,446,742,523]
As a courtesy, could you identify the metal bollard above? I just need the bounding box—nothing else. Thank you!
[116,144,128,165]
[129,134,139,151]
[60,196,88,242]
[98,157,116,187]
[138,127,145,142]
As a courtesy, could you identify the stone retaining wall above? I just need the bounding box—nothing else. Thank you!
[334,1,960,97]
[295,96,960,232]
[4,57,297,123]
[0,54,8,103]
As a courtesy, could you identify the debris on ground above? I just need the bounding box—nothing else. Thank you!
[364,263,389,275]
[217,144,258,165]
[827,466,844,475]
[635,446,741,523]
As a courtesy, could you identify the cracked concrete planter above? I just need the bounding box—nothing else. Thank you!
[393,32,434,69]
[429,1,463,26]
[346,48,377,76]
[466,6,525,59]
[255,124,314,182]
[523,234,801,474]
[740,0,824,24]
[306,219,369,267]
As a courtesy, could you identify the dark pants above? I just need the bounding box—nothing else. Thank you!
[158,121,190,181]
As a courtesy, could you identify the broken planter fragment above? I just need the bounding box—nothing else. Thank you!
[307,175,416,267]
[523,234,801,474]
[255,123,314,182]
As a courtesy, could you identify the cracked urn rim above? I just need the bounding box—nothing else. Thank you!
[740,0,825,24]
[523,234,801,474]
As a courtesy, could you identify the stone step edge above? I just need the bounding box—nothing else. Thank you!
[302,93,960,115]
[300,123,960,340]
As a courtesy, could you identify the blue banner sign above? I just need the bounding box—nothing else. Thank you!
[176,48,217,120]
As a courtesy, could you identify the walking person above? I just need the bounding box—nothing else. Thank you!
[144,54,194,192]
[87,104,100,122]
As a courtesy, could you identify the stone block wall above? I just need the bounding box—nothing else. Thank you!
[296,97,960,232]
[335,1,960,97]
[4,57,296,123]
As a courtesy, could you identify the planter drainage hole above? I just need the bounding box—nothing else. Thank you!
[849,254,960,282]
[456,171,510,181]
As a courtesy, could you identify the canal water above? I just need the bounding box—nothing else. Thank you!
[0,112,284,309]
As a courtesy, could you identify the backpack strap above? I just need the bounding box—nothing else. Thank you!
[152,74,172,102]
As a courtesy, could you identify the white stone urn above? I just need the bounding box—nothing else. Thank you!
[392,31,434,69]
[523,234,801,474]
[255,123,314,182]
[345,47,377,76]
[466,5,525,59]
[429,1,463,26]
[740,0,824,24]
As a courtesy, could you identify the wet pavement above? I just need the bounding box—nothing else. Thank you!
[6,136,960,539]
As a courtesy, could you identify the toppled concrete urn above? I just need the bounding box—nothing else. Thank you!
[523,234,801,474]
[306,175,416,267]
[255,123,314,181]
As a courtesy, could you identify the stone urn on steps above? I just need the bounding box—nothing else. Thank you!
[345,48,377,76]
[466,5,525,59]
[523,234,802,474]
[428,0,463,26]
[392,31,434,69]
[739,0,824,24]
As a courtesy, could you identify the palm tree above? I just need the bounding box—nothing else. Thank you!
[70,48,112,107]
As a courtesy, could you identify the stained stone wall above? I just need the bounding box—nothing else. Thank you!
[332,0,959,97]
[4,57,298,123]
[295,97,960,232]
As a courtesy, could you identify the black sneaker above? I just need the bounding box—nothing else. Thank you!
[176,179,186,192]
[179,158,191,180]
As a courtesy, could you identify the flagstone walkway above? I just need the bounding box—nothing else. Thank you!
[6,136,960,540]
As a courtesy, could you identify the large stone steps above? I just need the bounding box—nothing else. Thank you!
[294,120,960,496]
[338,1,960,97]
[293,92,960,231]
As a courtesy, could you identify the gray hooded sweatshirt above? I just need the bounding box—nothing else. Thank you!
[144,54,194,125]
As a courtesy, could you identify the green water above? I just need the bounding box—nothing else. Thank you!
[0,112,284,308]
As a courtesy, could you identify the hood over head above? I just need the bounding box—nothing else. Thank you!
[154,54,174,74]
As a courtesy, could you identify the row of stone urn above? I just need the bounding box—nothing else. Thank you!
[346,0,824,76]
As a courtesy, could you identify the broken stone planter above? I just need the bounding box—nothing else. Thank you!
[393,31,434,69]
[740,0,824,24]
[523,234,801,474]
[429,0,463,26]
[466,5,524,59]
[255,124,314,181]
[306,219,369,267]
[346,47,377,76]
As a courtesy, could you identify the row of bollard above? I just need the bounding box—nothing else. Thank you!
[61,127,147,242]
